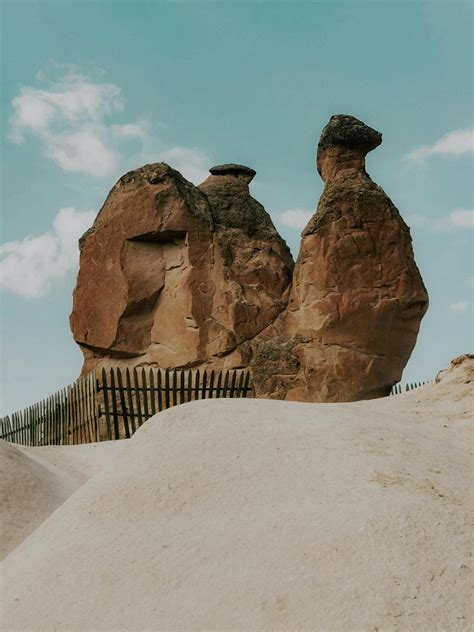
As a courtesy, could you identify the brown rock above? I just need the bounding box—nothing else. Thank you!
[71,116,428,402]
[198,164,294,359]
[70,162,294,374]
[251,115,428,401]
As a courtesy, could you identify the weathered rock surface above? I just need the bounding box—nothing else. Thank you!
[71,115,428,401]
[198,164,294,364]
[250,115,429,401]
[70,162,293,375]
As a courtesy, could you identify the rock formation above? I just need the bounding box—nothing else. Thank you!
[198,164,294,364]
[70,163,293,375]
[250,115,429,401]
[71,115,428,401]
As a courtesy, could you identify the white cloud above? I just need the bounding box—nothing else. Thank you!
[448,301,468,313]
[0,208,95,298]
[160,146,211,184]
[407,208,474,232]
[449,209,474,229]
[278,208,313,230]
[8,64,212,184]
[403,128,474,164]
[9,65,147,178]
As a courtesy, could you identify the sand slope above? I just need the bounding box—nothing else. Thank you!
[1,356,472,631]
[0,440,125,560]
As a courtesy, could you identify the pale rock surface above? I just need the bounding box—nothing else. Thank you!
[251,115,429,402]
[2,355,472,631]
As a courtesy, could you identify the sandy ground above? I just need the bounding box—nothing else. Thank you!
[0,440,126,560]
[1,356,472,631]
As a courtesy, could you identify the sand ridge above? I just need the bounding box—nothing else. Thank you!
[1,356,472,631]
[0,440,126,560]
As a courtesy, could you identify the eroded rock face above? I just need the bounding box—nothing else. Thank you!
[70,162,294,374]
[71,115,428,401]
[251,115,429,401]
[198,164,294,363]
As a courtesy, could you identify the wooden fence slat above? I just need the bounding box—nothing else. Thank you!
[116,369,130,439]
[76,380,83,445]
[49,395,54,445]
[101,369,112,440]
[125,369,137,435]
[46,396,51,446]
[201,369,207,400]
[72,382,78,444]
[75,381,81,445]
[180,369,185,405]
[172,369,178,407]
[17,411,22,445]
[37,403,42,446]
[11,413,17,444]
[84,375,92,444]
[133,369,144,428]
[68,384,74,445]
[235,371,244,397]
[93,373,100,442]
[187,369,192,403]
[58,391,64,445]
[65,388,71,446]
[149,369,156,418]
[194,369,200,401]
[80,378,87,444]
[223,370,230,398]
[109,369,120,440]
[17,410,23,445]
[165,369,170,410]
[208,370,215,399]
[89,374,96,443]
[157,369,163,412]
[229,370,237,398]
[215,370,223,399]
[242,371,251,398]
[142,368,150,421]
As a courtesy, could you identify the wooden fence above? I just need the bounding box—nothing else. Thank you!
[0,371,99,447]
[390,380,430,395]
[0,370,428,447]
[0,368,252,447]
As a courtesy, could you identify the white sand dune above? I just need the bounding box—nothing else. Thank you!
[1,356,472,631]
[0,440,125,560]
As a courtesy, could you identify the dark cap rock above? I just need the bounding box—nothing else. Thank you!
[318,115,382,154]
[209,164,256,180]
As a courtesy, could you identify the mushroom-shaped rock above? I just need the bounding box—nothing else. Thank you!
[251,115,428,402]
[70,162,294,377]
[198,165,294,355]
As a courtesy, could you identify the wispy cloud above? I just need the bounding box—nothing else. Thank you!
[278,208,313,230]
[8,63,212,183]
[0,208,95,298]
[9,64,146,178]
[448,301,468,313]
[157,146,210,185]
[406,208,474,231]
[403,128,474,165]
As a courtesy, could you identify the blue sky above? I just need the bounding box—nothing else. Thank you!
[1,0,472,414]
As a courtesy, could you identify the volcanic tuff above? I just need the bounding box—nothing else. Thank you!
[70,115,428,401]
[70,163,293,375]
